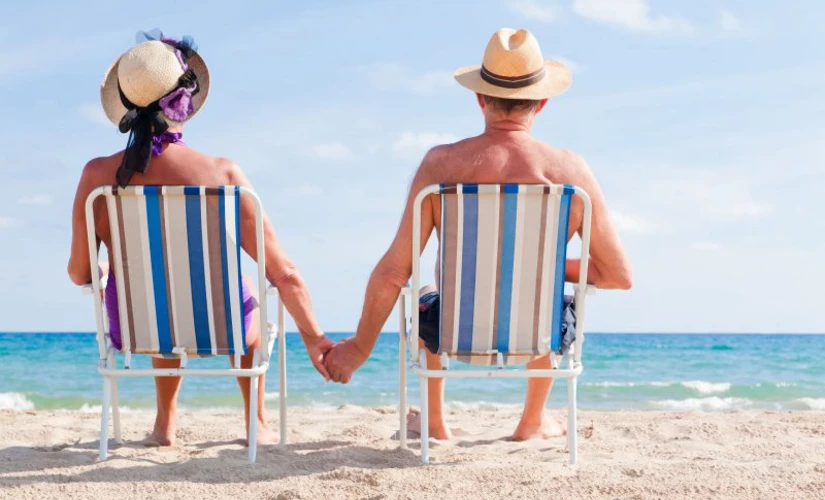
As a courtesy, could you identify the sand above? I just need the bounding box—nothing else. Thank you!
[1,407,823,500]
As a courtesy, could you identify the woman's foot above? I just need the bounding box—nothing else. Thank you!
[407,408,454,440]
[247,420,279,446]
[144,415,176,447]
[511,412,567,441]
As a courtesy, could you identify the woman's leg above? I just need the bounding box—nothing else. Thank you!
[231,275,277,445]
[149,357,182,446]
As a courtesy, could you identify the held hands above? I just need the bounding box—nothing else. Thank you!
[322,336,370,384]
[302,334,336,381]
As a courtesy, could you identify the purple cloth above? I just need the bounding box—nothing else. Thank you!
[159,87,195,122]
[104,271,258,352]
[151,131,184,156]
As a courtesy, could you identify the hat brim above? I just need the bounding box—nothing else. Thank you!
[454,60,571,100]
[100,51,210,127]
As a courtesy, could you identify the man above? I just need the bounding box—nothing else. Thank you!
[325,28,632,440]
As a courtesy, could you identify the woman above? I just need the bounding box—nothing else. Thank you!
[67,31,333,446]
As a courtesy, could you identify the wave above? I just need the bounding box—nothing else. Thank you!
[650,397,753,411]
[585,380,731,394]
[0,392,34,411]
[795,398,825,410]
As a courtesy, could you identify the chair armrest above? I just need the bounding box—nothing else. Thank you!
[574,284,597,296]
[81,284,94,295]
[267,284,278,296]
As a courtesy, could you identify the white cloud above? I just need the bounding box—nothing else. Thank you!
[291,184,323,197]
[77,103,110,126]
[610,210,656,234]
[510,0,559,22]
[392,131,459,160]
[572,0,693,35]
[366,64,453,95]
[18,194,53,206]
[309,142,352,161]
[719,9,742,33]
[552,56,582,74]
[691,242,722,252]
[0,216,15,229]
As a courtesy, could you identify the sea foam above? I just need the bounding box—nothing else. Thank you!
[650,397,752,411]
[0,392,35,411]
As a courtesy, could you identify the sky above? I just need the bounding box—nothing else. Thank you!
[0,0,823,333]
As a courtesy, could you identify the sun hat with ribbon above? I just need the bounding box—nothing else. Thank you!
[454,28,571,100]
[100,30,210,187]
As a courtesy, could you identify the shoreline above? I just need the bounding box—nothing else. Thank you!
[2,408,823,499]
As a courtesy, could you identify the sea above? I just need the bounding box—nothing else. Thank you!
[1,333,823,413]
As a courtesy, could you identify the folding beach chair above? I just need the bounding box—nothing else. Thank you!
[81,186,287,463]
[397,183,592,465]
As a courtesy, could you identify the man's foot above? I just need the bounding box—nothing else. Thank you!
[246,421,278,446]
[407,408,453,440]
[511,412,567,441]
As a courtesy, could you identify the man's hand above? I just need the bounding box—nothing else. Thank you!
[323,336,370,383]
[303,335,336,381]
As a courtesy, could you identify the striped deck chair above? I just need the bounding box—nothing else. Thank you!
[397,183,592,465]
[80,186,287,463]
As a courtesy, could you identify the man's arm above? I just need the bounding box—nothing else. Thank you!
[564,154,632,289]
[324,151,439,383]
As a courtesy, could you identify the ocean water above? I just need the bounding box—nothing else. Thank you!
[0,333,823,413]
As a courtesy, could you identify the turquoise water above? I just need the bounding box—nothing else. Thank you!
[1,333,823,412]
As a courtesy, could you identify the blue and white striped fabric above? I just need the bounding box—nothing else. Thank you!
[105,186,246,356]
[437,184,573,365]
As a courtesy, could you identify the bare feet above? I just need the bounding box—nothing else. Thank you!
[144,413,176,447]
[247,421,278,446]
[511,412,567,441]
[406,408,454,440]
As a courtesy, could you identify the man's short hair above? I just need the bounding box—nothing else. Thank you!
[482,95,542,114]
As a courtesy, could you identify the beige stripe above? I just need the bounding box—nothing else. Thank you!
[158,190,176,350]
[136,188,160,353]
[199,189,217,355]
[205,190,228,354]
[119,193,152,353]
[224,190,244,353]
[507,186,526,353]
[514,188,543,353]
[439,186,458,354]
[471,185,499,353]
[451,187,464,353]
[109,195,133,352]
[537,193,562,352]
[491,188,505,351]
[164,191,197,352]
[532,187,550,352]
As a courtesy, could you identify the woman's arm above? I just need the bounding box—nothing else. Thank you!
[228,164,329,350]
[67,161,100,286]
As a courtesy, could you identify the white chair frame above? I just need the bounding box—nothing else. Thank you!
[397,184,593,465]
[81,185,287,463]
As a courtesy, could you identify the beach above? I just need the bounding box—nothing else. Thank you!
[1,407,823,500]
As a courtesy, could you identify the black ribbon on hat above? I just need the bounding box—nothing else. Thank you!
[114,69,199,187]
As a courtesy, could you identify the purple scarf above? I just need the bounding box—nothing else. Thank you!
[151,131,185,156]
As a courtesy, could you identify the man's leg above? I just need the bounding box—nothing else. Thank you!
[512,355,566,440]
[148,357,182,446]
[407,286,453,440]
[231,275,277,445]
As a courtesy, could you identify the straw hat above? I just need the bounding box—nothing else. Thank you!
[100,40,210,126]
[454,28,571,100]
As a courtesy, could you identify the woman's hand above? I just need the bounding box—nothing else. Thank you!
[303,334,335,381]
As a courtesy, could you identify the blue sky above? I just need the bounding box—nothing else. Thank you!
[1,0,823,333]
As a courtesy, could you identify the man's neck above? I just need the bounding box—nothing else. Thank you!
[484,115,534,134]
